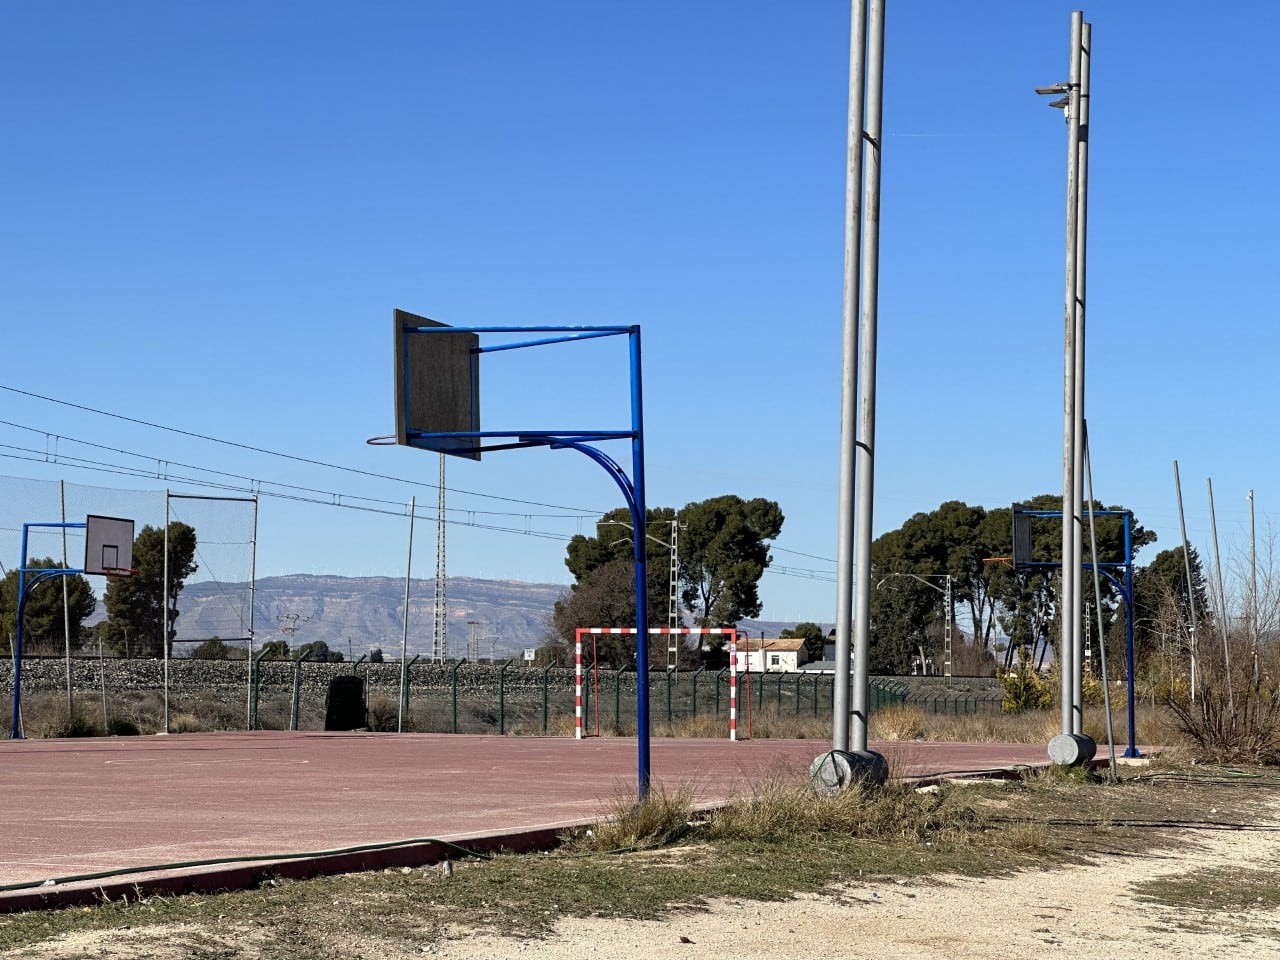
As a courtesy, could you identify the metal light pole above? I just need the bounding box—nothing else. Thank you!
[831,0,869,761]
[1039,10,1096,767]
[816,0,889,791]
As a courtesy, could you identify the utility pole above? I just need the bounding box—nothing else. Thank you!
[874,572,954,683]
[666,517,686,670]
[278,612,310,647]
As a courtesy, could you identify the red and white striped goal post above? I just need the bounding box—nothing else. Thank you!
[574,627,741,741]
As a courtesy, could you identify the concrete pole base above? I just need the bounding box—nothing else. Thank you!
[809,749,889,793]
[1047,732,1097,767]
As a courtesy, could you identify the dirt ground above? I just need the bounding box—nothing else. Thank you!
[12,792,1280,960]
[426,794,1280,960]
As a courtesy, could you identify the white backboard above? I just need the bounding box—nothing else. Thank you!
[84,515,135,576]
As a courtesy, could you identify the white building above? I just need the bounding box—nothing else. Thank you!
[735,637,808,673]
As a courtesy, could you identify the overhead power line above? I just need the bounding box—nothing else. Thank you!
[0,388,833,585]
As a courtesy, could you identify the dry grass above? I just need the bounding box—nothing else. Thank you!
[705,775,980,846]
[870,704,928,740]
[168,711,203,733]
[571,784,696,851]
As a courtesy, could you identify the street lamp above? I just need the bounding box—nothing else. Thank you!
[874,572,955,682]
[1037,10,1095,769]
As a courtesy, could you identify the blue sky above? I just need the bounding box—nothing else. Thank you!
[2,1,1278,625]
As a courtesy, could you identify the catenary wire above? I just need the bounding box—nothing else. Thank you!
[0,383,603,515]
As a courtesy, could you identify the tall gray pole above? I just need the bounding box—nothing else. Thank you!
[1172,461,1198,699]
[1206,478,1235,716]
[398,495,416,733]
[1249,489,1258,683]
[850,0,886,755]
[1058,11,1083,740]
[1069,19,1090,733]
[832,0,868,754]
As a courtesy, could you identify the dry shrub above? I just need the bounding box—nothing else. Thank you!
[547,713,579,738]
[187,695,244,731]
[169,712,203,733]
[366,695,399,732]
[998,819,1053,854]
[25,699,104,739]
[573,784,695,851]
[1165,639,1280,764]
[870,704,927,741]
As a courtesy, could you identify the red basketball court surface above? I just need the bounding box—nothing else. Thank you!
[0,731,1069,911]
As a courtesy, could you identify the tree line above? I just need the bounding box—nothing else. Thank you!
[545,491,1214,679]
[867,495,1208,677]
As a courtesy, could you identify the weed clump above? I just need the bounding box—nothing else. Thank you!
[870,704,927,741]
[573,785,695,852]
[708,778,980,848]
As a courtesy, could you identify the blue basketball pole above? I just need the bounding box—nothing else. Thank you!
[627,326,650,797]
[393,317,652,799]
[10,521,89,739]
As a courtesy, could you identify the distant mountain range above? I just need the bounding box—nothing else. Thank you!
[176,574,566,660]
[173,574,822,659]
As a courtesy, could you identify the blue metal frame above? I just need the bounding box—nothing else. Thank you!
[9,521,88,739]
[399,323,652,798]
[1012,508,1140,757]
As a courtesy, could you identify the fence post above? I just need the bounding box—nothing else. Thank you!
[716,667,727,715]
[249,647,271,730]
[614,666,624,732]
[498,660,512,734]
[450,658,465,734]
[400,654,420,728]
[691,666,705,718]
[665,668,673,724]
[289,649,313,732]
[794,673,802,715]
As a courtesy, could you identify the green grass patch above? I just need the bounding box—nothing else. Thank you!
[1133,866,1280,913]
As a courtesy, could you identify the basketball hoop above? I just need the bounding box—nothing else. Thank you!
[982,556,1013,567]
[366,435,396,445]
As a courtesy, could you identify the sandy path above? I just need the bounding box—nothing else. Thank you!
[432,798,1280,960]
